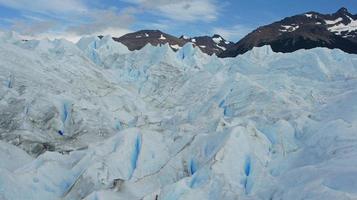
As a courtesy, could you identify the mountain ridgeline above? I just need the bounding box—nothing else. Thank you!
[108,7,357,57]
[221,7,357,57]
[111,30,234,56]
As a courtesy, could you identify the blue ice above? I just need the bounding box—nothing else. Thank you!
[5,74,13,88]
[130,135,142,177]
[189,170,209,189]
[244,156,251,176]
[61,102,70,123]
[115,120,122,131]
[189,159,198,175]
[219,99,225,108]
[243,156,253,194]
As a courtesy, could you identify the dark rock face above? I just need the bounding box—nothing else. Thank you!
[113,30,186,51]
[219,7,357,57]
[111,30,234,55]
[180,34,235,55]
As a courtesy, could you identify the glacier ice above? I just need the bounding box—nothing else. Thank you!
[0,32,357,199]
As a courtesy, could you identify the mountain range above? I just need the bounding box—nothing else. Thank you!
[111,30,235,56]
[108,7,357,57]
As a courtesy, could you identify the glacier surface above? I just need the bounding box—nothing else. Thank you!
[0,31,357,199]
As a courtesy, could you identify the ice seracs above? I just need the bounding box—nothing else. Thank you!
[0,31,357,200]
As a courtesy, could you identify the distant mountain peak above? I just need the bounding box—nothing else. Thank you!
[220,7,357,57]
[212,34,222,38]
[112,30,234,55]
[336,7,349,15]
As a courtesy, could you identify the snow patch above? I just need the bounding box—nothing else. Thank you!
[212,37,223,44]
[325,17,343,25]
[182,35,190,40]
[170,44,180,50]
[305,13,313,18]
[280,24,300,32]
[216,44,226,51]
[328,16,357,35]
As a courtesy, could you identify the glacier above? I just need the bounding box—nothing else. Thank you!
[0,31,357,200]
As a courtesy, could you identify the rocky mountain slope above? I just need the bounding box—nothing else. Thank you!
[112,30,234,56]
[220,7,357,57]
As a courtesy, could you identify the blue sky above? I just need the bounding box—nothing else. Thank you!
[0,0,356,42]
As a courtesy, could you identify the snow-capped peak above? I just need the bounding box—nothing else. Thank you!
[212,35,223,44]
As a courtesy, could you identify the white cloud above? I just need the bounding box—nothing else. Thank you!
[21,32,83,43]
[66,9,134,35]
[93,27,132,38]
[212,25,253,41]
[123,0,218,22]
[11,19,58,35]
[26,27,132,43]
[140,19,171,31]
[0,0,87,14]
[0,0,222,41]
[1,1,135,41]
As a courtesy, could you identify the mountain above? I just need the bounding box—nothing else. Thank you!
[220,7,357,57]
[179,34,235,55]
[113,30,186,51]
[111,30,234,56]
[109,8,357,58]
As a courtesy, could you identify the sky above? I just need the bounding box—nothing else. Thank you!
[0,0,356,42]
